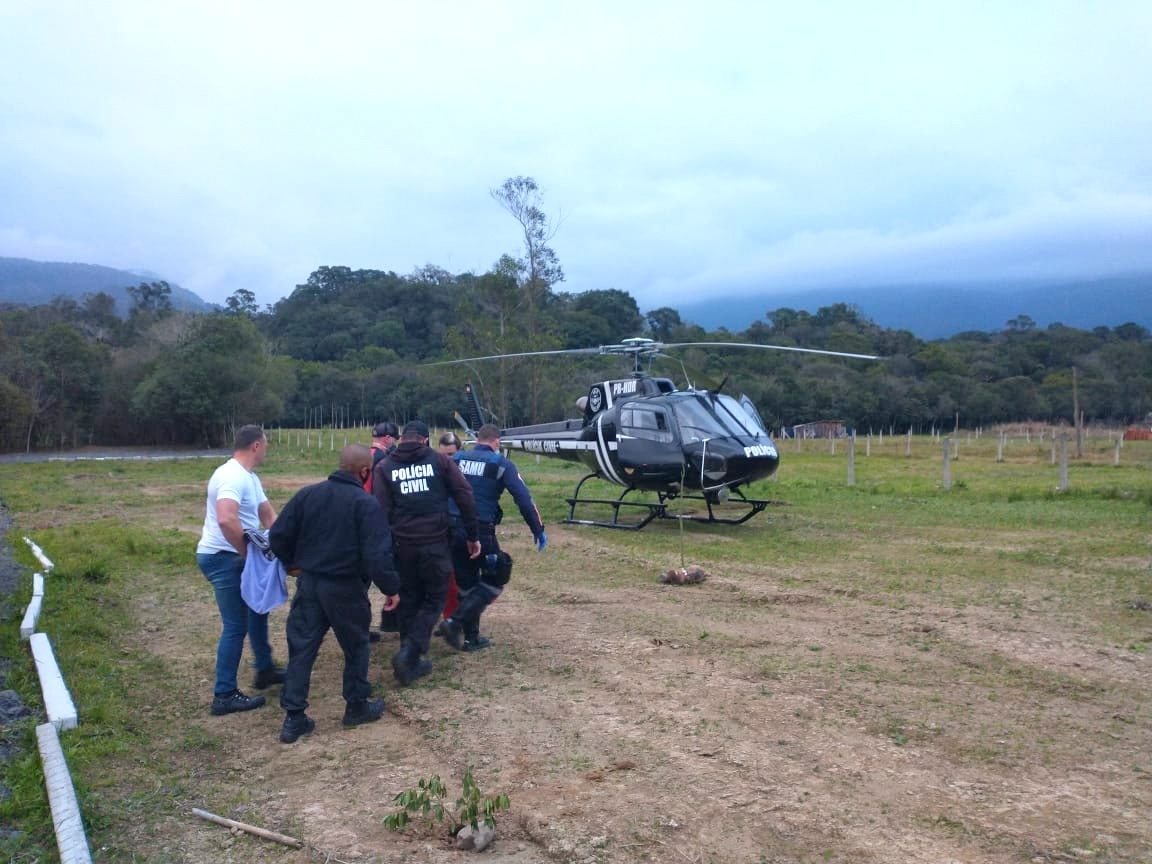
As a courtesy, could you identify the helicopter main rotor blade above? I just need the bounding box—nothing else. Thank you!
[424,347,605,366]
[662,341,880,360]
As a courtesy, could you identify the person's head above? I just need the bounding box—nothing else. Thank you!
[400,420,430,443]
[372,421,399,447]
[339,443,373,484]
[234,424,267,467]
[476,423,501,446]
[438,432,461,455]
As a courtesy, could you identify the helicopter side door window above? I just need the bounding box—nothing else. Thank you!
[620,406,674,443]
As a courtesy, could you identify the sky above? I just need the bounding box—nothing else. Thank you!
[2,1,1151,313]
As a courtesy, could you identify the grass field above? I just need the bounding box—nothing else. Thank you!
[1,429,1149,863]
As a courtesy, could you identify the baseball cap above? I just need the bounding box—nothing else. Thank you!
[373,421,399,438]
[401,420,429,439]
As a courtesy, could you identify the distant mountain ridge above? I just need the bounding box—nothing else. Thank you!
[674,273,1152,339]
[4,256,1149,339]
[0,257,214,315]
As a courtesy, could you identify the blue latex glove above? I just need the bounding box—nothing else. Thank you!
[534,532,547,552]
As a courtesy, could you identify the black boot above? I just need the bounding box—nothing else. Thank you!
[253,664,286,689]
[462,623,491,652]
[279,711,315,743]
[343,698,386,727]
[443,588,489,651]
[438,617,464,650]
[462,635,492,652]
[391,640,432,685]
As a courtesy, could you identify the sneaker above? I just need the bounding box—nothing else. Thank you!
[462,636,492,652]
[280,712,315,744]
[211,690,266,716]
[342,698,386,727]
[438,618,464,651]
[252,665,286,689]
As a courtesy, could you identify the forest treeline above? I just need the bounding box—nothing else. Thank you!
[0,266,1149,451]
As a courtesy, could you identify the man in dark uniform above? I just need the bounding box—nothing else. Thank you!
[373,420,480,685]
[365,421,400,640]
[269,444,399,744]
[440,423,546,651]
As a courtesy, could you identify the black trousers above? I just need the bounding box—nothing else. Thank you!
[395,540,453,655]
[280,572,372,713]
[450,526,502,637]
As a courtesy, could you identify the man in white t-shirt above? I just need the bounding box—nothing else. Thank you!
[196,424,283,716]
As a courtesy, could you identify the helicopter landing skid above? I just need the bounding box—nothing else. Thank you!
[563,475,779,530]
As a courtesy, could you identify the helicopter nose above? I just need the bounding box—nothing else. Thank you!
[701,451,727,481]
[717,438,780,480]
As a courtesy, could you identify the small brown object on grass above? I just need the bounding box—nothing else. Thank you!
[660,566,709,585]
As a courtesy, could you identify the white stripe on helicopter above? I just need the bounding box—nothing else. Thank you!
[595,414,625,485]
[501,425,626,486]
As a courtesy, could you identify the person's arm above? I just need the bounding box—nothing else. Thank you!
[258,499,277,529]
[359,497,399,606]
[267,495,299,566]
[215,498,247,556]
[440,454,483,558]
[503,461,545,538]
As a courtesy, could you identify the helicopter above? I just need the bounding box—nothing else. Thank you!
[432,337,878,530]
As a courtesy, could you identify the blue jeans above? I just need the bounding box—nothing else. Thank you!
[198,551,274,696]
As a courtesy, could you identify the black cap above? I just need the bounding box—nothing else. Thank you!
[372,422,399,438]
[401,420,429,439]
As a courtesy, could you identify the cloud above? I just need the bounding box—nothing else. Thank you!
[630,190,1152,305]
[2,2,1151,309]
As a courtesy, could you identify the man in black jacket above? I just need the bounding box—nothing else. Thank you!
[269,444,399,744]
[373,420,480,685]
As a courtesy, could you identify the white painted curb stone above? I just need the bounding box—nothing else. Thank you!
[20,594,42,639]
[29,633,79,731]
[36,723,93,864]
[23,536,55,571]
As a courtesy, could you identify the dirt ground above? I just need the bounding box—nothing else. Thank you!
[113,498,1151,864]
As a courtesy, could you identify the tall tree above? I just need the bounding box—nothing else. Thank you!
[490,176,565,420]
[225,288,258,317]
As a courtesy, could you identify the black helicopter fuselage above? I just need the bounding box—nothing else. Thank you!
[500,378,780,496]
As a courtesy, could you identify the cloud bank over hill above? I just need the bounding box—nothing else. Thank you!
[1,4,1150,311]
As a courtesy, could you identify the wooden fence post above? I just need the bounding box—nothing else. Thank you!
[943,436,951,490]
[1059,433,1069,491]
[847,435,855,487]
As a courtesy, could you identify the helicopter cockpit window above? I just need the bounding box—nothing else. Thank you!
[673,394,766,442]
[620,406,674,443]
[672,399,728,442]
[715,394,767,437]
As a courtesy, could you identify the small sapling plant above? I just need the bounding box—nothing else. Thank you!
[384,771,510,833]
